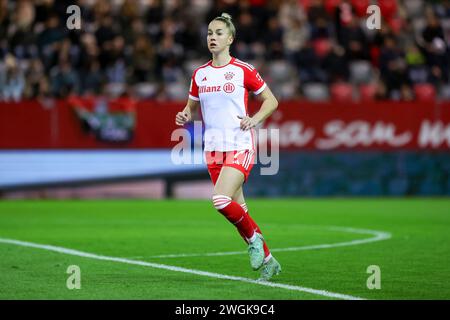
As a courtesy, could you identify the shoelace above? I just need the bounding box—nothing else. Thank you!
[260,263,272,278]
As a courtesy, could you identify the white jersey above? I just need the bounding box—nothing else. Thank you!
[188,57,266,151]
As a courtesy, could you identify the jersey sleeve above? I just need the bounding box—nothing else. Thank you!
[244,68,266,95]
[188,72,199,101]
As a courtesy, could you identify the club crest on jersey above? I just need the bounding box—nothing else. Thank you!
[223,82,235,93]
[224,72,235,80]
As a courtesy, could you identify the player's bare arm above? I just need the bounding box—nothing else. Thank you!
[238,86,278,131]
[175,98,200,126]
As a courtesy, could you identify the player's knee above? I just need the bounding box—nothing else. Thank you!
[212,194,231,210]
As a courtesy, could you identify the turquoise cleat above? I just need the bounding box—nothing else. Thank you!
[247,233,265,270]
[258,256,282,281]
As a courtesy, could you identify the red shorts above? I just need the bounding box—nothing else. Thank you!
[205,150,256,185]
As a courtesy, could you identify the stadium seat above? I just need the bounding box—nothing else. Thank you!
[246,59,263,71]
[412,17,426,34]
[370,46,380,68]
[134,83,158,99]
[299,0,312,11]
[166,82,188,101]
[442,18,450,32]
[278,82,298,100]
[439,84,450,101]
[403,0,423,18]
[442,18,450,45]
[388,16,404,34]
[408,66,429,84]
[303,83,329,101]
[324,0,342,16]
[330,82,353,102]
[351,0,369,17]
[359,83,377,102]
[378,0,398,21]
[268,60,292,83]
[414,83,436,102]
[105,83,126,98]
[183,59,206,77]
[349,60,373,84]
[312,38,331,59]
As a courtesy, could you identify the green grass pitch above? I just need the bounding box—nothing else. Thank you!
[0,199,449,300]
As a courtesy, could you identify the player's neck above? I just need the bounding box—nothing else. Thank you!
[211,52,232,67]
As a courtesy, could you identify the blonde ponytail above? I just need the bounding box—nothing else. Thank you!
[212,12,236,39]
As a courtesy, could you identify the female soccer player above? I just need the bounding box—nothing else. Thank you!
[175,13,280,281]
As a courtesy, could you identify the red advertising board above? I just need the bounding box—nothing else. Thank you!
[262,101,450,150]
[0,99,449,150]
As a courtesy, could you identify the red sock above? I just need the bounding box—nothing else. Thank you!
[239,204,271,258]
[212,195,255,239]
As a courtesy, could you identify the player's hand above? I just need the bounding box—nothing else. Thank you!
[237,115,257,131]
[175,111,191,126]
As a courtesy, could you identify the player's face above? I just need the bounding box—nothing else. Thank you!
[207,20,233,54]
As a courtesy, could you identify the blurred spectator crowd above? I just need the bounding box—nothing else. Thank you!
[1,0,450,102]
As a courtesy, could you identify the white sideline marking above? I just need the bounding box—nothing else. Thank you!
[141,226,392,259]
[0,237,364,300]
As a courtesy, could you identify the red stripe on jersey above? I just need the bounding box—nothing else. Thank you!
[242,152,249,169]
[244,150,253,169]
[235,59,254,67]
[247,151,254,169]
[233,61,254,72]
[245,151,251,169]
[234,59,255,71]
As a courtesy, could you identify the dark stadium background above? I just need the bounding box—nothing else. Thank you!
[0,0,449,198]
